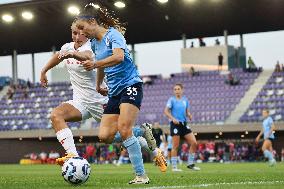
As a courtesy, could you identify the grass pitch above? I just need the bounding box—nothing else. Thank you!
[0,162,283,189]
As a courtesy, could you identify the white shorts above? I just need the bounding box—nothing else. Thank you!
[64,100,105,122]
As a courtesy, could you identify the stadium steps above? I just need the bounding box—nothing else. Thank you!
[225,69,274,124]
[0,86,9,100]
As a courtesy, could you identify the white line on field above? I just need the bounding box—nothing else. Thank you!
[116,180,284,189]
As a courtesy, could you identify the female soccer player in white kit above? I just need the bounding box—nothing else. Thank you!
[40,21,108,165]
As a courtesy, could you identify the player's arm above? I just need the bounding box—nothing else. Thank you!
[255,129,263,143]
[267,123,276,139]
[96,68,108,96]
[82,30,127,70]
[186,108,192,121]
[40,52,62,88]
[96,68,105,87]
[82,48,124,71]
[186,100,192,121]
[59,50,93,61]
[164,107,179,124]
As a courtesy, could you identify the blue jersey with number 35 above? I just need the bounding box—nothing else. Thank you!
[91,27,142,97]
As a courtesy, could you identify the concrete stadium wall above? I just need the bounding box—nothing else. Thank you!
[0,130,283,164]
[0,139,63,164]
[1,123,283,139]
[181,45,229,71]
[0,136,99,164]
[181,45,246,71]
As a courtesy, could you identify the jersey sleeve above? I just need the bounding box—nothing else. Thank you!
[186,98,190,109]
[59,43,71,54]
[166,97,173,109]
[268,117,274,125]
[110,29,126,50]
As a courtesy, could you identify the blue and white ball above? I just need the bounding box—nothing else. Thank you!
[62,157,91,185]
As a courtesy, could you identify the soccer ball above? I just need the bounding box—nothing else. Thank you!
[62,157,91,185]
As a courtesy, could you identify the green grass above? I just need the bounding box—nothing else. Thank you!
[0,163,283,189]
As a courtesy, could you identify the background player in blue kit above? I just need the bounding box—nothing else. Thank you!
[256,109,276,166]
[164,83,200,171]
[75,4,166,184]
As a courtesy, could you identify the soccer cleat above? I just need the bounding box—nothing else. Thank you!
[55,153,76,166]
[172,168,183,172]
[140,123,157,151]
[128,175,150,184]
[187,164,201,171]
[269,159,276,167]
[153,149,168,172]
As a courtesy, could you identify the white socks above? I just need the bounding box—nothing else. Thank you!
[152,148,159,157]
[56,128,78,156]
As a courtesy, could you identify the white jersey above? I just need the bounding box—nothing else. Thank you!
[60,40,108,121]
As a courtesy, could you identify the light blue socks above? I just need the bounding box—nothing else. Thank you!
[123,136,145,176]
[264,150,273,161]
[188,153,195,165]
[171,156,178,169]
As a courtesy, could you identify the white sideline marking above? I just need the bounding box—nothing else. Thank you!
[119,180,284,189]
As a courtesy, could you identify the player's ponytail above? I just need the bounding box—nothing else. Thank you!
[77,3,126,35]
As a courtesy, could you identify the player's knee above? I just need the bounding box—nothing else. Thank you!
[191,140,198,148]
[50,110,64,123]
[119,129,132,140]
[98,133,113,144]
[172,146,179,151]
[118,121,132,139]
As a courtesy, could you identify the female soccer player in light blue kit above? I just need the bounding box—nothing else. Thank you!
[41,21,162,170]
[74,4,166,184]
[256,109,276,166]
[164,83,200,171]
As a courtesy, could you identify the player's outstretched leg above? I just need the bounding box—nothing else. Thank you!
[140,123,167,172]
[264,150,276,166]
[118,104,149,184]
[262,139,276,166]
[113,123,167,172]
[184,133,200,171]
[50,103,82,166]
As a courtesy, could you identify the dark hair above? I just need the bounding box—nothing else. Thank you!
[263,109,269,113]
[77,3,126,34]
[174,83,184,89]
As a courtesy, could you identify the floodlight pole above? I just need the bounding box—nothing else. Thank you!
[182,34,187,48]
[224,30,228,46]
[31,53,35,83]
[52,46,56,54]
[12,50,18,85]
[240,34,244,47]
